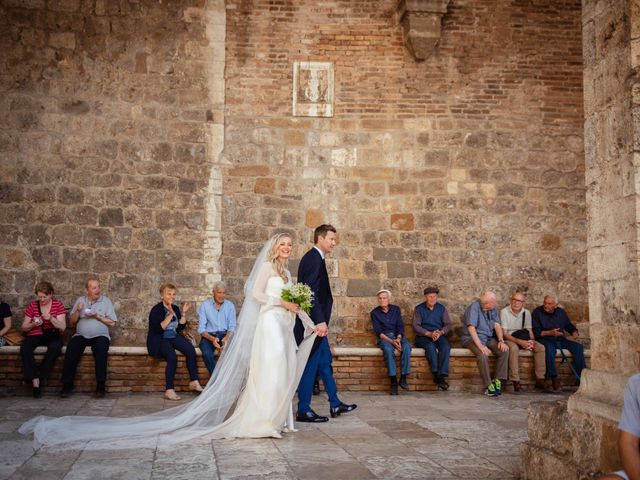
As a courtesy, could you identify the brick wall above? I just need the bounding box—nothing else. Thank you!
[222,0,587,346]
[0,347,585,395]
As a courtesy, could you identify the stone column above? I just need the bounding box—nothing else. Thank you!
[521,1,640,477]
[201,0,226,295]
[584,0,640,376]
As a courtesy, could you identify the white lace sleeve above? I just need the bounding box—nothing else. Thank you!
[251,262,282,306]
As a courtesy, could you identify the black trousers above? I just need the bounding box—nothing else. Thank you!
[61,335,110,386]
[20,334,63,382]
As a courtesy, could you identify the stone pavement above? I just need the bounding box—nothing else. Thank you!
[0,389,570,480]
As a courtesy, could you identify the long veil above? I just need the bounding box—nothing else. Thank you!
[19,235,316,450]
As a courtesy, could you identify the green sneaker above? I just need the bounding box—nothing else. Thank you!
[493,379,502,395]
[485,382,499,397]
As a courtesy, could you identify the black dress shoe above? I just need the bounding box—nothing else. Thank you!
[296,410,329,423]
[60,384,73,398]
[436,376,449,391]
[330,402,357,418]
[32,386,42,399]
[95,382,106,398]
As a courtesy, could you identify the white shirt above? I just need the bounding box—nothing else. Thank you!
[499,306,531,334]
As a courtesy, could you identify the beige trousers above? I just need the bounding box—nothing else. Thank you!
[505,340,546,381]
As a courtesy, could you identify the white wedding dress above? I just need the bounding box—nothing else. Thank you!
[19,239,316,449]
[213,265,303,438]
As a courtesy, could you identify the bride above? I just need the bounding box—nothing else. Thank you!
[19,233,317,448]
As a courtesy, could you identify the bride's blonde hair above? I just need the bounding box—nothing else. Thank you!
[267,233,292,282]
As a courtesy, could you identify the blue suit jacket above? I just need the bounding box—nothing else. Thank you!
[146,302,185,358]
[294,247,333,348]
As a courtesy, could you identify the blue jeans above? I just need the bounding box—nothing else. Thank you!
[415,335,450,378]
[199,332,227,374]
[538,336,585,379]
[297,336,340,414]
[159,335,199,390]
[377,336,412,377]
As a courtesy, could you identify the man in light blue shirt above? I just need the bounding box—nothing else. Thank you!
[198,282,236,374]
[460,291,509,397]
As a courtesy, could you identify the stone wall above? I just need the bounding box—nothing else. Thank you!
[0,0,587,348]
[222,0,587,346]
[0,0,225,344]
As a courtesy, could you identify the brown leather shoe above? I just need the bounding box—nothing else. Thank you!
[534,379,546,390]
[552,378,562,391]
[513,381,521,392]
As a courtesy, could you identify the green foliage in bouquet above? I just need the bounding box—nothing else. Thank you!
[281,283,314,314]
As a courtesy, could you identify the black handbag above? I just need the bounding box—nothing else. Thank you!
[511,311,530,344]
[37,303,61,342]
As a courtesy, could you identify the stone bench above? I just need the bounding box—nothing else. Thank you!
[0,346,589,395]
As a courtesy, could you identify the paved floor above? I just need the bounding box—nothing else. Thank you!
[0,389,569,480]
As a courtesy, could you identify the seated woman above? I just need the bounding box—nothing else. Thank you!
[20,281,66,398]
[147,283,203,400]
[0,300,13,346]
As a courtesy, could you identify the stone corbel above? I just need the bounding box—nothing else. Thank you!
[397,0,450,61]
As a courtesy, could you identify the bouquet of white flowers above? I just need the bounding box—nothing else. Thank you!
[281,283,314,314]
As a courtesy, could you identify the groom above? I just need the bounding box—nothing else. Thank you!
[295,224,357,422]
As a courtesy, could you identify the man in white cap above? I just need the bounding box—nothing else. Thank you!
[370,289,412,395]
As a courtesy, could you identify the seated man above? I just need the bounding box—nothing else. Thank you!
[500,290,546,392]
[532,294,585,391]
[61,278,117,398]
[370,289,412,395]
[198,281,236,375]
[412,286,451,391]
[460,291,509,397]
[598,346,640,480]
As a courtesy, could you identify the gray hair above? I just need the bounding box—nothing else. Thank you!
[480,291,497,302]
[212,281,227,292]
[544,293,559,304]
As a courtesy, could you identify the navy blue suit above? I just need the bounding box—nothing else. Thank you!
[296,247,341,413]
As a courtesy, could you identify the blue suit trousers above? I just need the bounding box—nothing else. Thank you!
[297,336,340,414]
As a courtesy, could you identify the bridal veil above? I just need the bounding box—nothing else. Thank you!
[19,234,316,449]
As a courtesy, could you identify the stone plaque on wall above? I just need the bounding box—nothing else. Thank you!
[292,61,334,117]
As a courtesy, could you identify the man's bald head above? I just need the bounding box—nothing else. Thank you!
[480,291,497,311]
